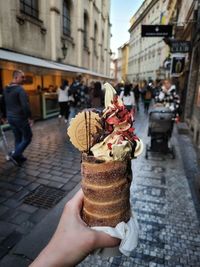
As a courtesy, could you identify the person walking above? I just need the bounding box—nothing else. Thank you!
[90,81,103,109]
[2,70,33,166]
[133,83,140,111]
[120,83,135,112]
[57,80,71,123]
[143,83,153,113]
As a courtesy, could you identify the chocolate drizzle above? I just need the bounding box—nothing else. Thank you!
[84,111,89,152]
[84,111,92,153]
[89,111,91,151]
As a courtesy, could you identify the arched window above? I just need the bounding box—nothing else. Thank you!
[63,0,71,36]
[20,0,39,18]
[94,22,98,55]
[83,12,89,48]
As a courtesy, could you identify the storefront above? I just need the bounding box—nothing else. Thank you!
[0,49,112,120]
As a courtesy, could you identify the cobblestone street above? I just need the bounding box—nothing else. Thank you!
[0,118,81,266]
[0,109,200,267]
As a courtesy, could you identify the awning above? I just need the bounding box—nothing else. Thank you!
[0,49,111,79]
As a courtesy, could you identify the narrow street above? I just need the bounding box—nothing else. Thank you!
[0,106,200,267]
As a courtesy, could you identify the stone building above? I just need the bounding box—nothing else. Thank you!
[127,0,170,82]
[0,0,111,74]
[0,0,111,119]
[180,0,200,146]
[117,42,129,83]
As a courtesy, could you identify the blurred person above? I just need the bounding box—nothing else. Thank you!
[68,76,82,120]
[57,80,71,123]
[152,79,162,99]
[133,83,140,111]
[2,70,33,166]
[29,190,119,267]
[143,82,153,113]
[155,79,180,116]
[115,82,124,96]
[79,80,88,109]
[120,83,135,112]
[90,81,103,109]
[140,80,147,104]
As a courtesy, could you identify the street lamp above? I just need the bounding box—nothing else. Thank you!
[58,42,68,62]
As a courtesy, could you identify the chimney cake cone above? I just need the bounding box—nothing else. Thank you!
[81,154,132,227]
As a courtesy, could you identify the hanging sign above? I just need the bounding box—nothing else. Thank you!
[170,54,185,77]
[170,40,191,53]
[141,25,173,37]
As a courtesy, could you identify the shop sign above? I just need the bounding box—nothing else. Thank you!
[170,41,191,53]
[197,85,200,107]
[170,54,185,77]
[141,25,173,37]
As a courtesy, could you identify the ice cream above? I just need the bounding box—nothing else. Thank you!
[89,83,143,161]
[67,82,143,227]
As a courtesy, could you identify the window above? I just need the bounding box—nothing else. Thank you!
[20,0,39,19]
[83,12,89,48]
[63,0,71,36]
[101,31,104,58]
[94,22,98,55]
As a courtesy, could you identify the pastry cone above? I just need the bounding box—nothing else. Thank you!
[81,154,132,227]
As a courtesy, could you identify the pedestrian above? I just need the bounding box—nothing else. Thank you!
[57,80,71,124]
[68,75,82,119]
[2,70,33,166]
[90,81,103,109]
[155,79,180,116]
[152,79,162,98]
[29,189,119,267]
[133,83,140,111]
[140,80,147,106]
[143,83,153,113]
[120,83,135,112]
[115,82,124,96]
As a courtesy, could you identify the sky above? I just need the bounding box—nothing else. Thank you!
[110,0,144,57]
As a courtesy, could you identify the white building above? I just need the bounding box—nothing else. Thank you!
[128,0,170,82]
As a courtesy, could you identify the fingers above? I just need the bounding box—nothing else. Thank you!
[93,231,120,249]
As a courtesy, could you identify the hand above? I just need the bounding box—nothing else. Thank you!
[29,189,120,267]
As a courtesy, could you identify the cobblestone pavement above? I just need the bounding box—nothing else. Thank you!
[0,109,200,267]
[0,119,81,261]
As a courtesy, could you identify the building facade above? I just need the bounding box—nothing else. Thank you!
[0,0,111,75]
[117,42,129,83]
[128,0,170,82]
[0,0,111,119]
[178,0,200,146]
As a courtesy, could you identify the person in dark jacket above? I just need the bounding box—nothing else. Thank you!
[2,70,33,166]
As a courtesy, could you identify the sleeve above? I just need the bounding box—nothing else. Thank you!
[18,87,32,119]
